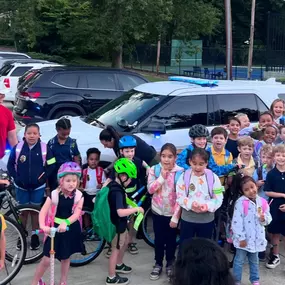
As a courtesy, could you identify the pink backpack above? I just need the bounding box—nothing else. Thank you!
[45,188,83,229]
[226,197,268,243]
[15,141,47,167]
[184,168,215,197]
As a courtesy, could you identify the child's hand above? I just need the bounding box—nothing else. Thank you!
[200,204,208,213]
[146,167,150,176]
[41,226,51,234]
[259,213,265,222]
[256,180,265,187]
[97,183,102,189]
[239,240,247,248]
[169,221,178,228]
[161,169,169,179]
[58,223,67,233]
[0,179,9,186]
[191,202,201,213]
[0,259,4,270]
[137,207,144,214]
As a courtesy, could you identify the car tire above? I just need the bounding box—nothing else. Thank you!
[52,110,80,119]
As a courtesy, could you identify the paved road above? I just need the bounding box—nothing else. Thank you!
[3,102,285,285]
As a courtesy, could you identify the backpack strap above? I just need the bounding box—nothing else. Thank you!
[70,138,77,158]
[174,170,183,185]
[225,150,230,165]
[204,169,215,198]
[96,166,104,185]
[184,169,192,196]
[260,197,268,213]
[15,141,25,165]
[154,164,161,178]
[82,168,88,188]
[40,142,47,165]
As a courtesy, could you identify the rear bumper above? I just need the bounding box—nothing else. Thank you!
[13,110,44,125]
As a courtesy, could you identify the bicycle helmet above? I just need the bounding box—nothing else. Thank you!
[57,162,82,180]
[114,158,137,179]
[119,135,137,149]
[188,124,209,138]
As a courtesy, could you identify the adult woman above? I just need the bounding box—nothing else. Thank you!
[99,126,158,166]
[173,238,235,285]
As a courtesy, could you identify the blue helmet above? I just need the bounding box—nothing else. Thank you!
[119,135,137,149]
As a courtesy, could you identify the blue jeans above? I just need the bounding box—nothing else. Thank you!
[15,184,45,205]
[233,249,259,283]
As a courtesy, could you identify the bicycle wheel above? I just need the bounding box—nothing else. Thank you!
[0,216,26,285]
[5,204,43,264]
[142,207,180,248]
[70,208,106,267]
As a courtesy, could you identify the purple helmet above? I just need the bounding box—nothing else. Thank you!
[57,162,81,180]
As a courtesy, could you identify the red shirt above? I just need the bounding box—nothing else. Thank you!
[0,105,16,159]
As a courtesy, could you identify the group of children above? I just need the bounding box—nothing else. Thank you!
[1,98,285,285]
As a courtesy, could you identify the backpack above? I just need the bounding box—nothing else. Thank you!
[82,167,104,188]
[92,183,124,244]
[15,141,47,167]
[153,164,183,187]
[184,168,215,198]
[225,197,268,243]
[48,137,77,158]
[45,188,82,228]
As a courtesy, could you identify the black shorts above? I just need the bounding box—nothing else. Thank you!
[83,192,96,211]
[267,219,285,236]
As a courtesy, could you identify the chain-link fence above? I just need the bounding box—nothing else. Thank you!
[123,45,267,80]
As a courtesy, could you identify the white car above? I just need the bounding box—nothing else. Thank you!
[0,52,31,68]
[0,61,61,102]
[4,76,285,167]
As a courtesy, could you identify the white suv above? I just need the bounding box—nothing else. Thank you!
[3,76,285,168]
[0,61,61,102]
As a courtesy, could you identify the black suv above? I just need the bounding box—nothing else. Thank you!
[13,66,148,124]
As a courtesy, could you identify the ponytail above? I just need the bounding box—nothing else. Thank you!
[99,125,121,147]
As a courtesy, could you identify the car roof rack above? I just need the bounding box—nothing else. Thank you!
[168,76,218,87]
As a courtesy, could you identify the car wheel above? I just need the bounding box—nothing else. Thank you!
[52,110,80,119]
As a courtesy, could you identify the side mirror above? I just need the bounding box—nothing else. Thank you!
[140,121,166,135]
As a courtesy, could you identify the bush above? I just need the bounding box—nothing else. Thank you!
[27,52,67,64]
[277,78,285,84]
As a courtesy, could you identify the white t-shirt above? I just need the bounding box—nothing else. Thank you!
[84,167,106,195]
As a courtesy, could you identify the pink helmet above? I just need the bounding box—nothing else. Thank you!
[57,162,81,180]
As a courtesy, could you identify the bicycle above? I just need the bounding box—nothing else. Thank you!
[69,206,106,267]
[0,171,43,264]
[0,215,26,285]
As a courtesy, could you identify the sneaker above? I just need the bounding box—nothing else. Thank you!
[105,246,112,258]
[38,279,46,285]
[166,265,173,279]
[16,237,21,251]
[116,263,132,274]
[106,274,129,285]
[252,282,260,285]
[128,243,138,255]
[266,254,280,269]
[150,265,162,281]
[30,234,40,250]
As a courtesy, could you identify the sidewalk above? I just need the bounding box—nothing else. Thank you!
[13,239,285,285]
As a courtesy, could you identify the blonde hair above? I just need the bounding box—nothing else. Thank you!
[260,144,273,156]
[235,113,248,119]
[237,136,254,148]
[273,144,285,155]
[270,99,285,115]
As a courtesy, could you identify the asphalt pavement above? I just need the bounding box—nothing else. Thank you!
[3,102,285,285]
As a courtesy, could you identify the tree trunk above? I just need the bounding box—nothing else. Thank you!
[111,46,123,68]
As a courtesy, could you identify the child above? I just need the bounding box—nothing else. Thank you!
[235,113,250,130]
[232,176,272,285]
[106,158,144,285]
[278,125,285,144]
[236,137,255,177]
[0,214,7,271]
[225,117,241,159]
[48,118,81,191]
[209,127,233,185]
[177,124,237,177]
[176,148,223,244]
[148,143,183,280]
[81,148,106,229]
[173,238,235,285]
[264,144,285,269]
[7,123,55,250]
[239,111,274,139]
[270,98,285,125]
[118,135,150,254]
[31,162,84,285]
[253,144,273,201]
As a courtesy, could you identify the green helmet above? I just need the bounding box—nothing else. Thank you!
[114,158,137,179]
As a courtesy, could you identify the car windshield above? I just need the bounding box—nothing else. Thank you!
[84,89,166,131]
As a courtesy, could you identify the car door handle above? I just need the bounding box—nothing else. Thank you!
[84,94,92,97]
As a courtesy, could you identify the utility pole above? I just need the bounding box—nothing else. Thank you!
[247,0,256,79]
[156,36,161,75]
[225,0,233,80]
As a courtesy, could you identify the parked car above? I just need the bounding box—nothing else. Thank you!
[7,76,285,168]
[13,66,148,124]
[0,52,31,68]
[0,61,61,102]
